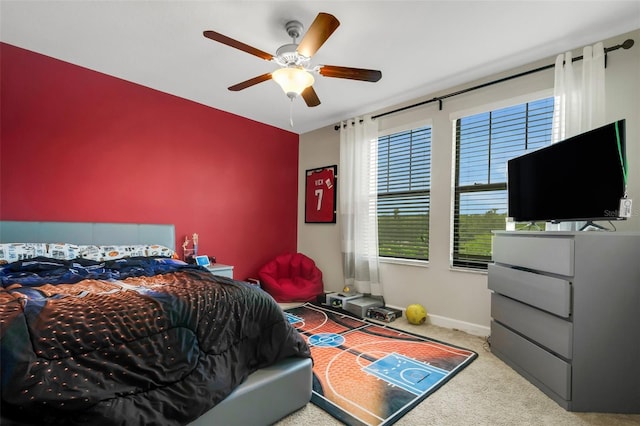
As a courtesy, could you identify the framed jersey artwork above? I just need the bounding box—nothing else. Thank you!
[305,165,337,223]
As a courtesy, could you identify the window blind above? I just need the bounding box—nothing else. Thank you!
[377,126,431,260]
[453,98,554,269]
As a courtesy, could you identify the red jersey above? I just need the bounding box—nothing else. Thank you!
[305,167,336,223]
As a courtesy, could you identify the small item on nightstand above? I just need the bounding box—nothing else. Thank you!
[247,278,261,288]
[192,233,199,256]
[182,233,202,263]
[194,255,211,267]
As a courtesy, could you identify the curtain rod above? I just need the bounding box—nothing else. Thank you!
[335,38,634,130]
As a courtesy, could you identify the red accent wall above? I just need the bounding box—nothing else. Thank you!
[0,43,299,280]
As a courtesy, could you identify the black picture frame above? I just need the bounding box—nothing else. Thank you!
[304,165,337,223]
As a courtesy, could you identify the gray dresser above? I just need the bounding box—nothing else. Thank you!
[489,231,640,413]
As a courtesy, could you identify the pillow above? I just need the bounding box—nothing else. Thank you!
[0,243,177,264]
[47,243,81,260]
[77,245,103,261]
[0,243,49,264]
[145,244,175,258]
[93,245,148,261]
[79,244,176,261]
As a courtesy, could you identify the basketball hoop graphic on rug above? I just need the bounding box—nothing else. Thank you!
[285,303,478,426]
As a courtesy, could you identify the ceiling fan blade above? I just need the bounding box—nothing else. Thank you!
[296,13,340,58]
[228,73,273,91]
[319,65,382,82]
[301,86,321,107]
[203,30,274,61]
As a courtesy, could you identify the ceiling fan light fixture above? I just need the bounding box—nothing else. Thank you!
[205,12,381,108]
[272,67,314,99]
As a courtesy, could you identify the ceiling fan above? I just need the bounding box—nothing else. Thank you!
[203,12,382,107]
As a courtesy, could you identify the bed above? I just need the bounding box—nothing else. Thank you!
[0,221,313,425]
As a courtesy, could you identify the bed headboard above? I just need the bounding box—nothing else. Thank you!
[0,221,176,250]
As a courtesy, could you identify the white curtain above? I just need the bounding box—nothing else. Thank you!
[552,41,606,142]
[550,42,606,231]
[339,116,382,296]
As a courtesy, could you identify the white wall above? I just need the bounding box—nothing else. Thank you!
[298,29,640,336]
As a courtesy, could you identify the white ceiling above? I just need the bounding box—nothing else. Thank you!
[1,1,639,134]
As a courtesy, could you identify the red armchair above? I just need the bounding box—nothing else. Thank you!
[258,253,324,302]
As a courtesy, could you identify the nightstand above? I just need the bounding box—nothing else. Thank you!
[206,263,234,279]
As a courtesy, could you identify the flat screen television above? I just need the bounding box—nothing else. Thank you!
[507,119,627,224]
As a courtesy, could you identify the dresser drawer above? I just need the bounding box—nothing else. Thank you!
[488,264,571,317]
[491,293,573,358]
[493,234,574,276]
[491,321,571,400]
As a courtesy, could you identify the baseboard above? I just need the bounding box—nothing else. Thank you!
[386,304,490,337]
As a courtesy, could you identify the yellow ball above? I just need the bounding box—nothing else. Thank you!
[406,304,427,325]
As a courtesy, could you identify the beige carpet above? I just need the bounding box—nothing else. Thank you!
[276,305,640,426]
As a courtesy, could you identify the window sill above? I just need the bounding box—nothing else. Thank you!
[448,266,488,275]
[379,257,429,268]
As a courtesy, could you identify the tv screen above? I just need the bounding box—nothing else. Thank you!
[508,119,627,223]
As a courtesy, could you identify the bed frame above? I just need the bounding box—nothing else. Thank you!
[0,221,313,425]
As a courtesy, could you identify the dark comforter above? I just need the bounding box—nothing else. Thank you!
[0,257,310,425]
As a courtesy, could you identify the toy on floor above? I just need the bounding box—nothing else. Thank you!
[341,284,356,296]
[406,304,427,325]
[367,306,398,322]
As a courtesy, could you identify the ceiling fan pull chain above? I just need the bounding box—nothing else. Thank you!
[289,98,295,128]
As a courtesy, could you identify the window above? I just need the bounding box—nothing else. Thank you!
[453,98,554,269]
[377,126,431,261]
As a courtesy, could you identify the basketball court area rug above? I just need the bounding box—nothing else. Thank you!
[284,303,478,426]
